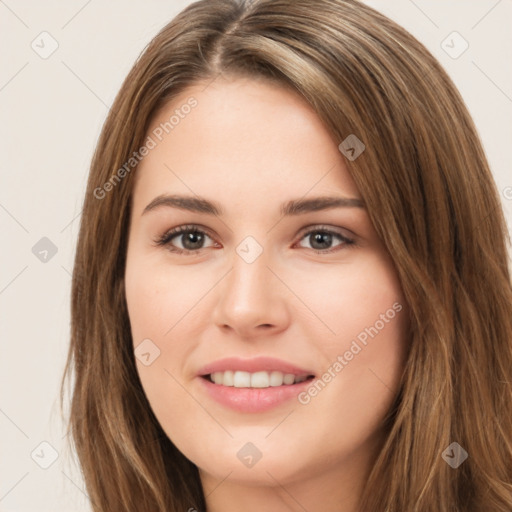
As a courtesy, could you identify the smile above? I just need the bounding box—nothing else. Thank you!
[205,370,311,388]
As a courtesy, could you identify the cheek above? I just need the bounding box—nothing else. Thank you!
[125,261,197,404]
[125,254,204,342]
[125,270,166,345]
[297,251,408,407]
[294,251,406,347]
[125,259,203,444]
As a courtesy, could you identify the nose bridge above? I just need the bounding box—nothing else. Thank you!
[231,242,268,298]
[212,237,289,334]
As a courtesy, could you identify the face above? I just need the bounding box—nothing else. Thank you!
[125,75,409,496]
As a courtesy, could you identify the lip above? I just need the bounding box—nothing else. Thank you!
[197,356,314,377]
[198,374,315,413]
[196,356,316,413]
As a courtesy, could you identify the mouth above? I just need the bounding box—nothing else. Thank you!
[201,370,315,388]
[196,356,316,411]
[197,356,316,388]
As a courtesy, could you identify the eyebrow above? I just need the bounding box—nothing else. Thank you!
[142,194,365,217]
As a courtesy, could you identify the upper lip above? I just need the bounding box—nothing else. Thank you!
[198,356,315,378]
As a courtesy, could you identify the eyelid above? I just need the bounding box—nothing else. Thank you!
[295,223,356,240]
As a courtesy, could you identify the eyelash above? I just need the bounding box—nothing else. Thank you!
[153,223,356,256]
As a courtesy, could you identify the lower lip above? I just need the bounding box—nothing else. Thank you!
[197,376,314,413]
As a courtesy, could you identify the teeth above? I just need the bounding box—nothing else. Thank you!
[233,371,251,388]
[270,371,284,387]
[283,373,295,385]
[251,371,269,388]
[223,370,234,386]
[208,370,310,388]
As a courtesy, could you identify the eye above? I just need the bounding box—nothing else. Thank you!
[154,224,216,256]
[154,224,355,255]
[295,226,355,254]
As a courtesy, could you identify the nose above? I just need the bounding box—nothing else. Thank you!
[211,249,290,339]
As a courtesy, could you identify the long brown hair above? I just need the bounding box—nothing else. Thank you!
[60,0,512,510]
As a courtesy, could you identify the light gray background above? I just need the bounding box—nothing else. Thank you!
[1,1,511,510]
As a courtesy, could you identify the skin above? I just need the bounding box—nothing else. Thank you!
[124,74,409,512]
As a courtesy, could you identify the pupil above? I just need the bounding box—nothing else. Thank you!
[183,231,203,250]
[311,232,332,250]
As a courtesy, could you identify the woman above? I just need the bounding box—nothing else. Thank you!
[60,0,512,510]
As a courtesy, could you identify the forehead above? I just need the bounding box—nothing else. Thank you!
[131,76,361,214]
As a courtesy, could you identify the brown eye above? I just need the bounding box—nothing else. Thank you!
[155,225,216,255]
[296,227,355,254]
[172,230,207,251]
